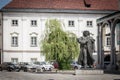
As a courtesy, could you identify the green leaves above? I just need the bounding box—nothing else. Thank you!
[41,19,79,69]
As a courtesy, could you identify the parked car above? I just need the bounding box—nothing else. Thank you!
[14,62,37,72]
[33,61,54,72]
[18,62,29,72]
[26,63,37,71]
[70,61,81,69]
[0,62,20,71]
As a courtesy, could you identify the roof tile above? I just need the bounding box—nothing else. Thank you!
[4,0,119,11]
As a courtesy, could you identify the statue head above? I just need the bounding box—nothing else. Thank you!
[83,30,90,37]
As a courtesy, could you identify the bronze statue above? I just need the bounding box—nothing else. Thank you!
[77,31,95,68]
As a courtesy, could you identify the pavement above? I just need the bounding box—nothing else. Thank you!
[0,71,120,80]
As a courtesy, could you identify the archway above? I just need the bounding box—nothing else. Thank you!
[112,19,120,69]
[97,11,120,70]
[101,22,111,68]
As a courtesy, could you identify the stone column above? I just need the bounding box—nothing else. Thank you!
[97,23,104,69]
[110,27,116,70]
[97,24,102,68]
[101,26,104,69]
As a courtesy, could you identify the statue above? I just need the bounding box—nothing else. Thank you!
[77,31,95,68]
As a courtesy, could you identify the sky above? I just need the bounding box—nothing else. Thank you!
[0,0,12,9]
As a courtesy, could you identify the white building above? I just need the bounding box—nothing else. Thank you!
[0,0,119,63]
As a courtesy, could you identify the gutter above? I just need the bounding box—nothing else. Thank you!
[1,8,117,14]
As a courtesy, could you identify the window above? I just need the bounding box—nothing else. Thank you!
[12,20,18,26]
[11,58,18,64]
[31,20,37,26]
[30,32,38,47]
[87,21,93,27]
[106,37,111,46]
[31,58,37,63]
[11,36,18,47]
[31,36,37,47]
[68,20,74,27]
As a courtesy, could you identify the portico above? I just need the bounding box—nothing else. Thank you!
[97,11,120,70]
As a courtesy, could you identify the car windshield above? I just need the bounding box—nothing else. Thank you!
[40,62,46,65]
[33,61,50,65]
[7,62,14,65]
[71,61,78,64]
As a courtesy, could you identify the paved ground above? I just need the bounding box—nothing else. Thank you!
[0,71,120,80]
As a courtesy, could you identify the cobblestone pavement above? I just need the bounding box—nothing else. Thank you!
[0,71,120,80]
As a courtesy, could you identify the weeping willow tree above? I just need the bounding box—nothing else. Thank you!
[41,19,79,69]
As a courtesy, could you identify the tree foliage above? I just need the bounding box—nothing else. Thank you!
[41,19,79,69]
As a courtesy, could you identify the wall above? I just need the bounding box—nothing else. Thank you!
[2,12,107,62]
[0,12,2,63]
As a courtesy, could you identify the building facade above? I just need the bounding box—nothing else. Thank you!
[0,12,2,63]
[0,0,119,63]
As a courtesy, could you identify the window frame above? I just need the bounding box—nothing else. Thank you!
[11,58,18,63]
[86,21,93,27]
[30,36,37,47]
[31,58,37,63]
[106,36,111,46]
[31,20,37,27]
[68,20,75,27]
[11,36,18,47]
[12,20,18,26]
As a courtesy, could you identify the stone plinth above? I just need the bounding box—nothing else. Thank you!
[75,69,104,75]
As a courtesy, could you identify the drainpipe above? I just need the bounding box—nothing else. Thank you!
[1,12,3,63]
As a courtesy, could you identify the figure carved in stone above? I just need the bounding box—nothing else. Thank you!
[77,31,95,68]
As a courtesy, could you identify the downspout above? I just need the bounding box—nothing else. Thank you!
[1,11,3,63]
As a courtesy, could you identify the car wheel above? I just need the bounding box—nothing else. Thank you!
[42,67,45,71]
[7,68,12,72]
[35,69,38,73]
[24,67,27,72]
[49,68,52,71]
[15,68,21,72]
[74,66,78,69]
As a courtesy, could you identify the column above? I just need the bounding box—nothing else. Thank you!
[110,27,116,70]
[97,24,101,68]
[101,26,104,69]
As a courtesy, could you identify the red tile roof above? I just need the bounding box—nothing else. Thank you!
[4,0,119,11]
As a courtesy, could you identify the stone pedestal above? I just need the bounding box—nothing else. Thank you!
[74,69,104,75]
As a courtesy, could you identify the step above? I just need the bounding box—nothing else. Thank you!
[75,69,104,75]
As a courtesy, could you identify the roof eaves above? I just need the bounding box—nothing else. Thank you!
[1,8,117,14]
[97,11,120,23]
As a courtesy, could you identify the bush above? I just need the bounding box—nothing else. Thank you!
[58,60,71,70]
